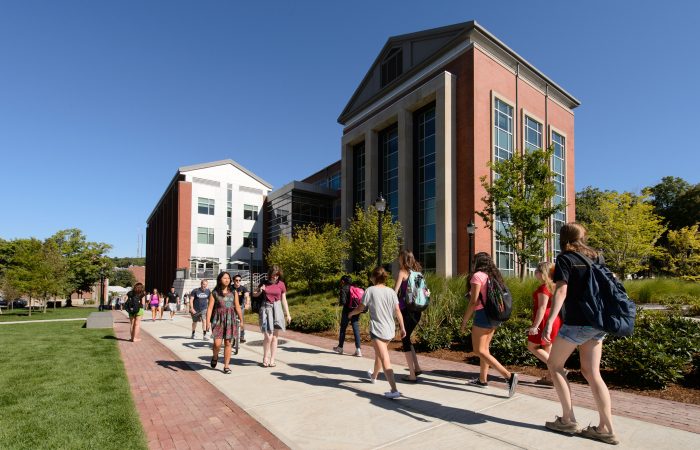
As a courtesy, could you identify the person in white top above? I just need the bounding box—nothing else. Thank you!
[349,266,406,399]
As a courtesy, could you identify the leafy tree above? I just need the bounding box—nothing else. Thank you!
[111,257,145,268]
[109,268,137,287]
[575,186,605,225]
[643,176,690,226]
[346,205,402,274]
[38,239,68,312]
[267,224,347,292]
[665,224,700,281]
[587,192,666,279]
[2,239,43,316]
[478,147,563,279]
[667,184,700,230]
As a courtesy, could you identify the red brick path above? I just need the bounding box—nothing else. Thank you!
[283,328,700,434]
[113,313,288,450]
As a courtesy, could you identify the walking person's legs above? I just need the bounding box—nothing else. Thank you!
[129,316,135,341]
[269,330,279,366]
[211,338,222,367]
[151,306,156,321]
[132,315,141,342]
[223,339,232,370]
[350,315,362,355]
[373,338,398,394]
[528,342,551,365]
[335,308,350,353]
[262,331,272,366]
[546,337,579,428]
[239,309,246,342]
[401,311,422,379]
[579,338,615,436]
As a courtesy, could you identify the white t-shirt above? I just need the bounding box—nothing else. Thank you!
[362,286,399,341]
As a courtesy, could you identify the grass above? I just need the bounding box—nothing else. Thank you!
[623,278,700,303]
[0,306,98,322]
[0,321,147,450]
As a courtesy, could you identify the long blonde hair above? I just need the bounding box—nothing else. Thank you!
[536,262,554,294]
[559,222,598,259]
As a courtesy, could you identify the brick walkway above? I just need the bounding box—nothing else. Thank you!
[282,328,700,434]
[113,313,288,450]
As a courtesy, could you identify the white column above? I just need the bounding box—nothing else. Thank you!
[435,73,457,276]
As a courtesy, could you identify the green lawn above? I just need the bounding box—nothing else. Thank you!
[0,306,98,322]
[0,321,147,449]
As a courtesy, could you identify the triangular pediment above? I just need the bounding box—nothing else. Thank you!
[338,21,475,124]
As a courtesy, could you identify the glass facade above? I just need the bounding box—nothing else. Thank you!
[494,98,514,275]
[267,189,335,245]
[197,227,214,245]
[243,232,258,248]
[524,116,542,152]
[415,104,436,271]
[379,124,399,221]
[352,142,365,210]
[197,197,215,215]
[552,131,566,258]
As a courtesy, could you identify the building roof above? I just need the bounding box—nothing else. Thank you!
[338,20,581,124]
[179,159,272,189]
[267,181,339,202]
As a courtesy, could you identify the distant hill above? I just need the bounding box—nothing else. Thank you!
[112,257,145,268]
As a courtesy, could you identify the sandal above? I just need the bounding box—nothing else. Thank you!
[269,362,276,367]
[210,357,218,368]
[223,367,232,374]
[401,375,418,383]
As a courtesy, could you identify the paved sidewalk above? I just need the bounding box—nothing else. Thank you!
[113,312,287,450]
[132,314,697,449]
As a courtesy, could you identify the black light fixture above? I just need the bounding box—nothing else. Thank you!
[375,194,386,267]
[467,220,476,274]
[248,240,255,293]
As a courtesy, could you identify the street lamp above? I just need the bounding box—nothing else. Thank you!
[375,194,386,267]
[248,240,255,294]
[467,220,476,274]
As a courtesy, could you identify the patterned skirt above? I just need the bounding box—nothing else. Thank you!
[211,306,239,341]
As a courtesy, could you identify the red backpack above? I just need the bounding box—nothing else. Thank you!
[348,286,365,309]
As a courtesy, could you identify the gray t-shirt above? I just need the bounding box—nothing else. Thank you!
[362,285,399,341]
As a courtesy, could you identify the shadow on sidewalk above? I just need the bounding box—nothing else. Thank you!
[102,335,132,342]
[279,346,326,355]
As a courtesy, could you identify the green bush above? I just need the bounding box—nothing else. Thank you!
[288,307,336,333]
[623,278,700,304]
[415,275,465,351]
[489,318,539,366]
[504,277,540,319]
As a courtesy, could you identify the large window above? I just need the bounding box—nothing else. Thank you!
[243,232,258,248]
[197,197,215,215]
[244,204,258,220]
[524,116,542,152]
[379,124,399,221]
[380,48,403,88]
[494,98,514,275]
[352,142,365,209]
[197,227,214,245]
[552,131,566,258]
[415,104,436,271]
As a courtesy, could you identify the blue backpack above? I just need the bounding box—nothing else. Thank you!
[574,252,636,337]
[405,271,430,312]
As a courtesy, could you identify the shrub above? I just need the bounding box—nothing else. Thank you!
[489,318,539,366]
[415,275,464,351]
[288,307,336,333]
[623,278,700,304]
[504,277,540,319]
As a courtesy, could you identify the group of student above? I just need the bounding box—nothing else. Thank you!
[333,222,618,445]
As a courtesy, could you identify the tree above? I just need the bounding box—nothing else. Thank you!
[665,224,700,280]
[2,239,44,316]
[587,192,666,279]
[643,176,690,227]
[346,205,402,274]
[267,224,347,292]
[667,184,700,230]
[478,147,563,279]
[37,239,68,312]
[111,257,145,268]
[109,268,137,287]
[575,186,605,225]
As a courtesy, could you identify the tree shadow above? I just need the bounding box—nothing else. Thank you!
[102,335,131,342]
[279,347,327,355]
[156,360,198,372]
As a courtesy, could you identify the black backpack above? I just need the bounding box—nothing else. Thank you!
[483,277,513,322]
[125,293,141,315]
[574,253,636,337]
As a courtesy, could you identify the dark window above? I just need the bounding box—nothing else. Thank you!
[414,104,436,271]
[352,142,365,210]
[243,232,258,248]
[380,48,403,88]
[379,124,399,221]
[244,204,258,220]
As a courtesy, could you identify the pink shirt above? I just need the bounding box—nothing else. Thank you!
[470,271,489,311]
[264,281,287,303]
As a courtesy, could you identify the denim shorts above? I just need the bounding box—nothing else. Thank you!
[473,308,501,329]
[558,324,606,345]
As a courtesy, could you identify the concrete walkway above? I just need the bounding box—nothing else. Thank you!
[135,314,698,450]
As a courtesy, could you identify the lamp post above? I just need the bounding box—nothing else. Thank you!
[467,220,476,274]
[375,194,386,267]
[248,240,255,294]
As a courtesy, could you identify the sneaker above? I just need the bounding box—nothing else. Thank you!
[383,391,401,399]
[332,346,343,355]
[191,332,195,339]
[580,425,619,445]
[507,373,519,398]
[203,333,209,341]
[354,348,362,357]
[240,338,246,344]
[545,416,579,435]
[466,378,489,388]
[367,370,376,384]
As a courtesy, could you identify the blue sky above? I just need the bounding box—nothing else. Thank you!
[1,0,698,256]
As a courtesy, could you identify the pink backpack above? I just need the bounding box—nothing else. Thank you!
[348,286,365,309]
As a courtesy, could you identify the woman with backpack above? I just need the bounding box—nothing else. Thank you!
[394,250,424,382]
[348,266,406,399]
[333,275,363,357]
[256,266,291,368]
[526,261,561,386]
[206,271,243,374]
[541,223,618,445]
[460,252,519,397]
[126,283,145,342]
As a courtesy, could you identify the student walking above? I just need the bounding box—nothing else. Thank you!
[232,274,250,343]
[257,266,291,367]
[190,280,211,340]
[206,272,243,374]
[125,283,145,342]
[394,250,425,382]
[542,223,618,445]
[148,288,159,321]
[157,291,165,320]
[332,275,362,357]
[527,262,561,386]
[460,252,519,397]
[349,266,406,399]
[166,287,178,320]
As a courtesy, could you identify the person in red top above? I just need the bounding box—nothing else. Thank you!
[527,262,561,385]
[256,265,291,367]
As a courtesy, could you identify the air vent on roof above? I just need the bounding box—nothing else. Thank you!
[192,177,221,187]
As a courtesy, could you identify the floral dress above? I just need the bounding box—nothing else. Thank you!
[211,290,239,341]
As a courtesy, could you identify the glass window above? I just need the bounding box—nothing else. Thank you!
[494,98,514,274]
[328,173,341,191]
[243,204,258,220]
[197,227,214,245]
[524,116,542,152]
[380,48,403,88]
[552,131,566,258]
[415,104,436,271]
[243,232,258,248]
[352,142,365,210]
[197,198,215,215]
[379,124,399,221]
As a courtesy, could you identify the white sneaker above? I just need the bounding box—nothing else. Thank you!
[203,333,209,341]
[332,346,343,355]
[367,370,376,384]
[384,391,401,399]
[354,348,362,357]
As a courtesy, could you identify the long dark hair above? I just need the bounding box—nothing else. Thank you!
[131,282,145,298]
[559,222,598,259]
[470,252,506,287]
[214,271,233,296]
[398,250,422,272]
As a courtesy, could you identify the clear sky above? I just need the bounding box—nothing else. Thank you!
[1,0,698,256]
